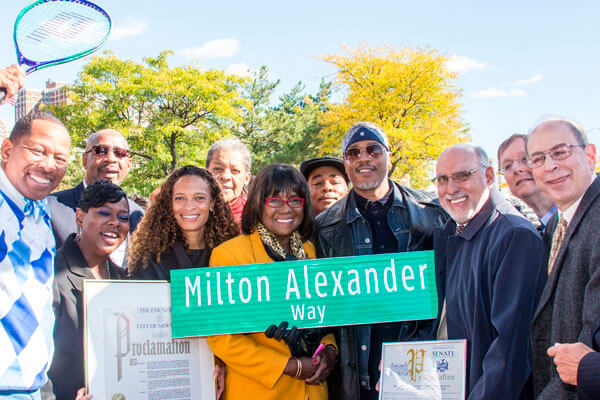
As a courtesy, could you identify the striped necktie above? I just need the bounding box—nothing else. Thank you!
[548,216,567,275]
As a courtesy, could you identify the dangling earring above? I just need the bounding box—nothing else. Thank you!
[76,225,82,241]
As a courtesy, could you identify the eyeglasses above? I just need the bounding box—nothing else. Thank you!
[265,197,305,208]
[431,165,485,186]
[527,143,586,169]
[343,143,385,161]
[498,156,528,175]
[86,145,130,159]
[21,145,68,168]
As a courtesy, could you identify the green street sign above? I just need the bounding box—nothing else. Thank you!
[170,251,437,338]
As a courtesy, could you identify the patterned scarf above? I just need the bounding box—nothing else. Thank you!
[256,222,306,260]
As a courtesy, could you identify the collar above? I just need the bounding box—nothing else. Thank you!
[0,165,50,221]
[445,188,501,241]
[346,180,404,224]
[229,195,246,211]
[540,205,558,226]
[61,233,95,279]
[560,175,597,224]
[0,165,27,210]
[61,233,124,282]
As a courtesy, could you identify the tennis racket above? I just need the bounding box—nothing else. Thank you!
[0,0,112,102]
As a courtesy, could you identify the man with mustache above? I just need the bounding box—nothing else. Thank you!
[300,156,349,216]
[497,133,556,232]
[432,143,546,399]
[527,118,600,399]
[314,122,447,400]
[0,111,70,398]
[49,129,144,266]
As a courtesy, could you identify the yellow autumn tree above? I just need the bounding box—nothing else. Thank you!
[319,44,469,188]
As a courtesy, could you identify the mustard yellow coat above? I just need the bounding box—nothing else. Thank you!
[207,231,335,400]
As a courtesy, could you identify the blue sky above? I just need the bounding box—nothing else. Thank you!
[2,0,599,167]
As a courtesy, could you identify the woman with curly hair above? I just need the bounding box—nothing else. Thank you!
[128,165,239,279]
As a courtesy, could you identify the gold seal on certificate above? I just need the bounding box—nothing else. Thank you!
[84,280,217,400]
[379,339,467,400]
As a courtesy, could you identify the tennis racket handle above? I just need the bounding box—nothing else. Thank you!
[0,88,6,102]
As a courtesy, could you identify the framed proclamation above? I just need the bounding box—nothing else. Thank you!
[379,339,467,400]
[84,280,217,400]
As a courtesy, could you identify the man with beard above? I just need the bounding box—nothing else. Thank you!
[497,133,556,232]
[433,143,546,399]
[314,122,447,400]
[49,129,144,266]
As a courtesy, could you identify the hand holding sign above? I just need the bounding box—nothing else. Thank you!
[284,357,316,380]
[305,345,337,385]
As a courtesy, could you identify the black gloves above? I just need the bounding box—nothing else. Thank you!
[265,321,322,357]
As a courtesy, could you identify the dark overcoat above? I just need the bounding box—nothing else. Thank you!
[434,189,546,400]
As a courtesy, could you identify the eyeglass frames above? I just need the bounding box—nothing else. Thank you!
[431,165,486,186]
[498,156,528,175]
[265,197,305,208]
[527,143,586,169]
[86,145,130,159]
[343,143,385,162]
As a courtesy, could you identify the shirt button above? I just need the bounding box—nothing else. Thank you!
[365,238,371,244]
[361,345,368,351]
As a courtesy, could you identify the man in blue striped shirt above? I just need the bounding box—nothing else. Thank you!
[0,111,70,399]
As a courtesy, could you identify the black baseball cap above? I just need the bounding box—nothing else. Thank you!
[300,156,349,183]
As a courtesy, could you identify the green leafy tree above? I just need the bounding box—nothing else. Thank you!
[50,51,247,195]
[234,67,331,172]
[320,44,469,188]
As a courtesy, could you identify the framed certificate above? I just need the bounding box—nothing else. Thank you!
[379,339,467,400]
[84,280,217,400]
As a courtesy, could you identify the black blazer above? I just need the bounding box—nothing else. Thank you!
[48,234,125,400]
[129,240,211,281]
[48,182,145,249]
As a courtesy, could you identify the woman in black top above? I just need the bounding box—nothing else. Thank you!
[128,165,239,280]
[49,180,130,400]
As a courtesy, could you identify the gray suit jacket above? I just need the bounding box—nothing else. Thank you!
[531,177,600,399]
[48,182,144,249]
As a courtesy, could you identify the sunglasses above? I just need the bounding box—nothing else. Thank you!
[343,143,385,161]
[86,145,130,159]
[265,197,305,208]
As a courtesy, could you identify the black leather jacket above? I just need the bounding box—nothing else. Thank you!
[314,181,448,400]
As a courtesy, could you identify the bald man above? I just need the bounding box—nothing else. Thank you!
[48,129,144,263]
[432,144,545,400]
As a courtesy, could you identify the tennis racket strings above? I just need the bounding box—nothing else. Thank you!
[3,0,111,104]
